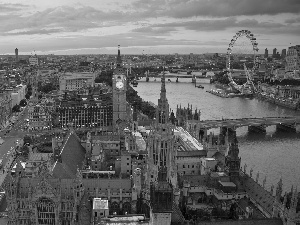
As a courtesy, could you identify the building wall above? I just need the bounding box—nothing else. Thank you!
[58,99,113,129]
[11,85,26,107]
[28,104,52,130]
[59,72,96,92]
[29,56,39,66]
[177,158,201,176]
[285,45,300,78]
[121,154,132,175]
[0,91,12,128]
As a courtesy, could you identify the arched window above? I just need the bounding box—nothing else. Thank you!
[122,202,131,215]
[37,197,55,224]
[110,202,120,215]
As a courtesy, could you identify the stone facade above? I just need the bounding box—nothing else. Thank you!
[0,91,12,129]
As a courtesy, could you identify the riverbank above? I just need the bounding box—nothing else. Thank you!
[256,92,300,110]
[206,89,248,98]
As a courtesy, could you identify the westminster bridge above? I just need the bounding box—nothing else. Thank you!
[185,116,300,142]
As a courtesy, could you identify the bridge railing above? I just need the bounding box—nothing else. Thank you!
[199,116,300,122]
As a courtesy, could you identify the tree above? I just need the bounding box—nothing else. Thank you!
[38,82,56,94]
[20,145,30,158]
[51,111,60,127]
[27,84,32,91]
[19,99,27,107]
[23,135,33,145]
[25,93,30,100]
[12,104,21,112]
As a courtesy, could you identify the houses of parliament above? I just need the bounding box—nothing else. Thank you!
[2,48,299,225]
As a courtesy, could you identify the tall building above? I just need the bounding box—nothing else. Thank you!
[264,48,268,58]
[146,70,178,188]
[144,71,179,225]
[285,45,300,78]
[225,130,241,182]
[273,48,277,57]
[112,45,128,128]
[281,49,287,58]
[15,48,18,62]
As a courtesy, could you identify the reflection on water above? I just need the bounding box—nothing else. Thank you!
[134,81,300,192]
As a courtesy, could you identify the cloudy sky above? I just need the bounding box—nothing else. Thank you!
[0,0,299,55]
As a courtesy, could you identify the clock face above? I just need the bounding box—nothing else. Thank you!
[116,81,124,89]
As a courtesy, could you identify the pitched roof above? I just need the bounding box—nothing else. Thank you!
[52,131,86,179]
[52,162,75,179]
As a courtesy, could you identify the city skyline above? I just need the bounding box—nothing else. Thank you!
[0,0,299,55]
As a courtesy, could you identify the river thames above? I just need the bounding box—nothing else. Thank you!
[133,78,300,193]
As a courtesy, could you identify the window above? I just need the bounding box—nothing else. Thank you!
[183,165,185,168]
[95,212,97,217]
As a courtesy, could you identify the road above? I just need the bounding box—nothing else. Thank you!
[0,103,30,187]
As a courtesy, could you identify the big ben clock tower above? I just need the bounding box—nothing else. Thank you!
[113,45,127,128]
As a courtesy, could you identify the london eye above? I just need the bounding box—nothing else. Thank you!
[226,30,259,71]
[226,30,259,95]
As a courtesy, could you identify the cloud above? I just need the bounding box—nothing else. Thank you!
[150,18,280,31]
[145,17,300,36]
[134,0,300,18]
[132,26,176,35]
[0,3,29,13]
[0,5,132,35]
[285,17,300,24]
[6,28,63,36]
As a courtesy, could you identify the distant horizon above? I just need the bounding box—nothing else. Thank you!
[0,52,269,57]
[0,0,299,55]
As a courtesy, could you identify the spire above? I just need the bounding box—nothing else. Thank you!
[276,177,283,201]
[156,66,169,125]
[116,44,122,67]
[160,67,166,100]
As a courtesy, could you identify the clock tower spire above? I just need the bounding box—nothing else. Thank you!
[112,45,127,129]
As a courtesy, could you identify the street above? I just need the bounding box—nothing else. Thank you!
[0,104,30,179]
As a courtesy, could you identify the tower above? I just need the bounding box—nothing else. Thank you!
[112,45,127,129]
[273,48,277,57]
[225,130,241,182]
[146,69,178,188]
[272,178,283,218]
[150,167,173,225]
[281,49,287,58]
[15,48,18,62]
[286,186,299,225]
[264,48,268,58]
